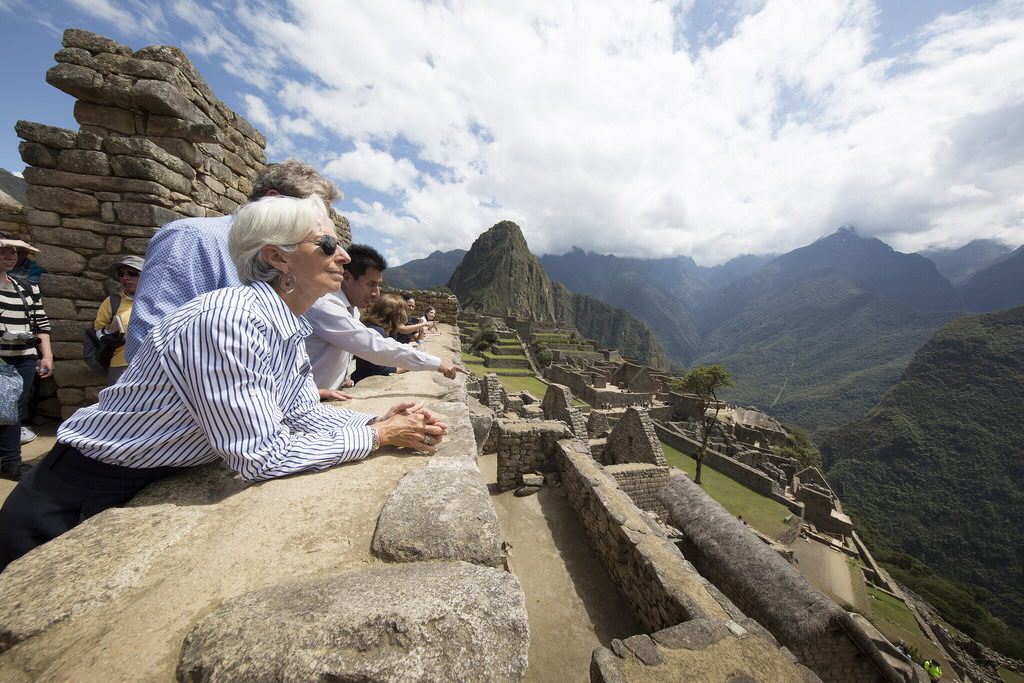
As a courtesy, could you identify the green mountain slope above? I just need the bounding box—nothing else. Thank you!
[693,227,963,434]
[822,306,1024,630]
[385,249,466,290]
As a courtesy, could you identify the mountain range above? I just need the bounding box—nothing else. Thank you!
[822,305,1024,635]
[446,221,670,368]
[392,224,1022,434]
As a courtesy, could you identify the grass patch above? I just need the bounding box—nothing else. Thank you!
[497,374,550,397]
[999,668,1024,683]
[866,587,942,664]
[661,441,795,540]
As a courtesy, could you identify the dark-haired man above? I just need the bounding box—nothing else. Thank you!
[304,244,465,390]
[125,159,341,361]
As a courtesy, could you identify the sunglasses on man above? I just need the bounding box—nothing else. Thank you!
[300,234,342,256]
[116,268,140,278]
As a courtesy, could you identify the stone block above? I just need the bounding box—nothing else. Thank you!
[76,131,103,151]
[23,167,171,197]
[44,63,105,102]
[35,244,88,274]
[131,79,202,121]
[19,141,56,168]
[146,115,221,143]
[26,186,99,215]
[56,387,85,404]
[40,273,106,300]
[24,210,61,227]
[53,358,103,387]
[591,647,627,683]
[73,101,135,135]
[113,201,182,227]
[109,156,191,194]
[176,562,529,682]
[56,149,110,176]
[652,618,731,650]
[372,462,503,567]
[62,28,131,55]
[103,135,195,178]
[148,136,203,168]
[15,120,77,150]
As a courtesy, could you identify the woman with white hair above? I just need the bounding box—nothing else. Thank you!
[0,195,448,571]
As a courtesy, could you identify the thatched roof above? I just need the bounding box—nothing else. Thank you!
[659,474,901,682]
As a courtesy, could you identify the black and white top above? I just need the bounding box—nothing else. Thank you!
[0,275,50,359]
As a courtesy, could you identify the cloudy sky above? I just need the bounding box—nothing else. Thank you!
[1,0,1022,265]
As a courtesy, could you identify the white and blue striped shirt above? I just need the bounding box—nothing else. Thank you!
[59,281,377,482]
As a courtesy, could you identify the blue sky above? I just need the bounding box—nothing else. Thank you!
[1,0,1021,265]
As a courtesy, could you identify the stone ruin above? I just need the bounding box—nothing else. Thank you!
[0,28,358,417]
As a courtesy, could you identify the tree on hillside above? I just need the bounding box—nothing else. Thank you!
[671,364,734,485]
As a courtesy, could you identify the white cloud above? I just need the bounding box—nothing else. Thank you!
[66,0,167,38]
[323,142,420,195]
[82,0,1024,263]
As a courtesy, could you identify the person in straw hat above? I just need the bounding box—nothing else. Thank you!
[94,255,144,385]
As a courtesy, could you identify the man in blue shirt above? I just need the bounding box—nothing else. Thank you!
[125,159,342,360]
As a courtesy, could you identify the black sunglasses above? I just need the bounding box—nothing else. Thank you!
[302,234,340,256]
[116,268,140,277]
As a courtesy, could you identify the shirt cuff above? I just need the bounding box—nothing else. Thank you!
[346,425,378,460]
[349,412,378,428]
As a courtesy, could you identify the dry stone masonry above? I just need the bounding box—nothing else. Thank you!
[12,28,355,415]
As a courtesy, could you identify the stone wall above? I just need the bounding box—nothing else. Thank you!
[554,440,728,633]
[603,407,667,467]
[544,364,653,409]
[382,286,458,325]
[494,420,572,491]
[12,29,294,416]
[655,422,777,497]
[606,463,670,517]
[540,382,590,453]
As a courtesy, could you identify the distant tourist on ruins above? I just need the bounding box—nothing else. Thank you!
[350,293,410,383]
[923,658,942,682]
[92,255,143,385]
[304,245,464,391]
[0,196,449,571]
[0,235,52,481]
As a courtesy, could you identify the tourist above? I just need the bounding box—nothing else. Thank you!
[394,292,430,344]
[423,306,442,335]
[0,235,52,481]
[125,160,338,361]
[93,255,143,385]
[350,294,409,383]
[304,245,465,391]
[923,658,942,682]
[0,196,449,571]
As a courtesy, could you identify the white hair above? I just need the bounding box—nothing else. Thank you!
[229,195,330,284]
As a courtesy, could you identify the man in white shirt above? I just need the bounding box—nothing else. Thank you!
[304,244,464,390]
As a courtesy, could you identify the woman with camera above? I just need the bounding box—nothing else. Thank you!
[0,196,449,570]
[0,235,52,481]
[93,255,143,385]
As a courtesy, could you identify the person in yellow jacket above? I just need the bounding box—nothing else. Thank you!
[923,658,942,682]
[93,255,143,385]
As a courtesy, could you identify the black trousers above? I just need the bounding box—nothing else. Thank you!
[0,442,185,572]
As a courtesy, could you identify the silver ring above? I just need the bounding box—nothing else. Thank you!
[422,435,432,445]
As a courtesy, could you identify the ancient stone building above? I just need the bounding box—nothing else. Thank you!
[11,28,353,416]
[603,406,667,466]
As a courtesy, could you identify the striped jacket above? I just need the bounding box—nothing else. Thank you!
[58,282,377,482]
[0,275,50,358]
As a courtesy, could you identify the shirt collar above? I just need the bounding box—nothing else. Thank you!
[333,288,354,311]
[250,281,312,340]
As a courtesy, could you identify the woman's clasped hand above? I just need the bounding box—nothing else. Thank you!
[371,401,448,453]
